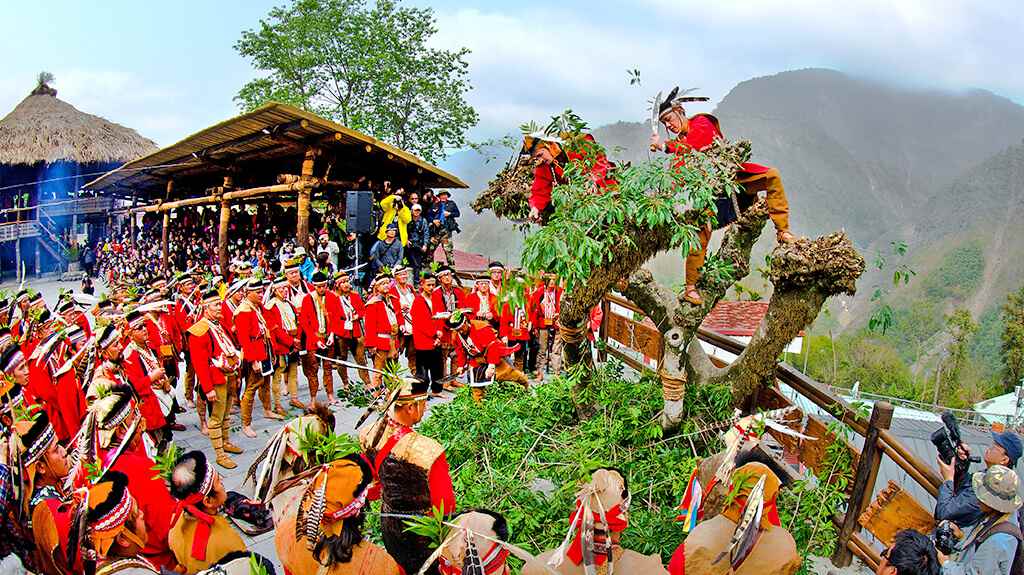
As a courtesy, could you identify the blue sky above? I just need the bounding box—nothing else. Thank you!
[2,0,1020,151]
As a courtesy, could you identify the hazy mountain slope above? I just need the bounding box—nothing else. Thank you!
[444,68,1024,325]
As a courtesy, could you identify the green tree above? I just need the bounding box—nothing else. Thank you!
[234,0,478,162]
[939,308,979,404]
[1002,286,1024,387]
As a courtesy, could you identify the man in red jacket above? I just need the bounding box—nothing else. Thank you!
[187,290,243,469]
[466,275,498,325]
[530,273,563,381]
[235,278,283,438]
[86,390,180,571]
[389,265,417,373]
[363,274,401,394]
[173,275,200,411]
[411,272,443,396]
[447,310,528,402]
[650,86,796,305]
[265,275,302,411]
[499,295,532,373]
[431,265,466,380]
[26,331,87,443]
[333,269,372,393]
[122,310,170,448]
[524,132,615,224]
[298,271,343,406]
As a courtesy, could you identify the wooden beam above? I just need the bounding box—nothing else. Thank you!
[222,181,306,201]
[833,401,894,567]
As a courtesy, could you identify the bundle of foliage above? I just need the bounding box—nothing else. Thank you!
[410,360,732,562]
[472,156,535,221]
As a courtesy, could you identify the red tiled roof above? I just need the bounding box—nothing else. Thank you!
[701,300,804,338]
[436,247,490,272]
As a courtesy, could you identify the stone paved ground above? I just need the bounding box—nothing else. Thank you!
[3,276,455,573]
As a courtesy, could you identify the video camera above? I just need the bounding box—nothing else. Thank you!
[931,411,981,467]
[933,520,961,556]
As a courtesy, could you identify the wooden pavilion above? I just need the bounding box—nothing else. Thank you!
[84,102,467,273]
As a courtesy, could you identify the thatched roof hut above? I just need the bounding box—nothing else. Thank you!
[0,75,157,166]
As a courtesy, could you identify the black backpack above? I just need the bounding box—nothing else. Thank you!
[974,510,1024,575]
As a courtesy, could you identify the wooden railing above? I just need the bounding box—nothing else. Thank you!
[599,294,945,571]
[0,221,41,242]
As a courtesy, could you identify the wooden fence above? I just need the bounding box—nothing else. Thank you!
[599,294,944,570]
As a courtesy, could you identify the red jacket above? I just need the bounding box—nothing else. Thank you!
[411,293,441,351]
[431,286,467,346]
[498,303,531,341]
[530,286,563,329]
[145,313,178,361]
[298,291,343,352]
[389,284,417,333]
[665,114,771,176]
[263,299,298,356]
[73,311,92,339]
[122,343,168,432]
[453,321,518,368]
[27,349,86,443]
[103,450,178,569]
[334,291,366,339]
[234,300,271,362]
[465,291,498,323]
[363,294,400,351]
[173,295,200,346]
[221,300,239,339]
[188,319,236,394]
[529,134,615,212]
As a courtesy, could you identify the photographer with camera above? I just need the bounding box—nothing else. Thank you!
[877,529,942,575]
[376,182,412,247]
[937,465,1023,575]
[934,413,1022,529]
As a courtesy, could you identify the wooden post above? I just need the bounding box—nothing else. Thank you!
[832,401,894,567]
[218,176,233,277]
[130,191,137,249]
[161,211,170,271]
[161,181,173,271]
[296,147,319,249]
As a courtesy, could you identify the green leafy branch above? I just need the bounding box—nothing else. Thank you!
[297,427,360,466]
[151,443,181,482]
[868,240,917,335]
[403,502,451,549]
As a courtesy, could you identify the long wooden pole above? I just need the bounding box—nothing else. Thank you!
[832,401,893,567]
[161,181,173,271]
[296,147,319,249]
[218,176,232,276]
[119,181,309,215]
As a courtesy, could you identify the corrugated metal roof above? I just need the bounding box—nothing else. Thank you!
[83,102,466,198]
[701,300,806,337]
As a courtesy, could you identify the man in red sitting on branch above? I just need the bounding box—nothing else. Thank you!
[524,131,615,224]
[650,86,797,305]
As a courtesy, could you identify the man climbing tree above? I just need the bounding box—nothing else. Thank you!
[650,86,797,305]
[477,104,864,430]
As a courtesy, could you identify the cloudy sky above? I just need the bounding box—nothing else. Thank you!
[2,0,1019,151]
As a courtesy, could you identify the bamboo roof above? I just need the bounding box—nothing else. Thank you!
[84,102,467,199]
[0,80,157,166]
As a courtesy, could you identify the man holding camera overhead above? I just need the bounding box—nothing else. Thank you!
[935,427,1022,529]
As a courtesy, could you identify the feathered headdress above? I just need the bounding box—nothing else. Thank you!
[657,86,710,119]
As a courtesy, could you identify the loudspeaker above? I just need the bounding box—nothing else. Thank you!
[345,190,374,234]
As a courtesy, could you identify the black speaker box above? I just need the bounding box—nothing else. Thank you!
[345,190,374,234]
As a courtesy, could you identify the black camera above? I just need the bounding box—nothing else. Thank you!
[933,520,961,556]
[930,411,980,466]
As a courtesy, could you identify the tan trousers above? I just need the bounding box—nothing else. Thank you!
[537,327,562,375]
[372,348,397,388]
[336,337,371,387]
[207,376,237,453]
[685,167,791,285]
[471,360,530,402]
[302,344,335,404]
[240,361,271,426]
[275,357,299,403]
